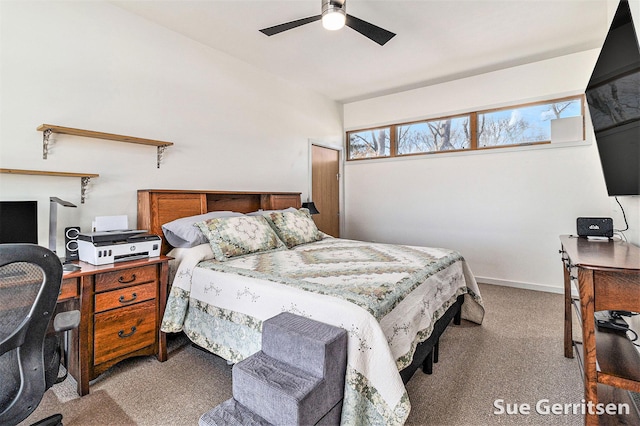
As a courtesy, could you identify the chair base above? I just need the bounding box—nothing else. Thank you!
[31,413,63,426]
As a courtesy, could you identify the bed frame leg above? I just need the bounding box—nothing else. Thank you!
[433,339,439,364]
[453,295,464,325]
[422,351,433,375]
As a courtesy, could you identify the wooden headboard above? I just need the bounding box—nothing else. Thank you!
[137,189,301,255]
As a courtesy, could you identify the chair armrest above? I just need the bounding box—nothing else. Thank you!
[53,310,80,332]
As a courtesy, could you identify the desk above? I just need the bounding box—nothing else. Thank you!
[560,235,640,425]
[58,255,171,396]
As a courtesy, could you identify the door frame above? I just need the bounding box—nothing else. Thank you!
[307,139,344,236]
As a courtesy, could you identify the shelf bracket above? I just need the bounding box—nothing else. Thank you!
[1,169,99,204]
[80,176,92,204]
[38,124,174,168]
[42,128,52,159]
[157,145,168,168]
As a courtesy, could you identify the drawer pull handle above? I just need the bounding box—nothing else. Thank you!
[118,274,137,284]
[118,293,137,304]
[118,326,137,338]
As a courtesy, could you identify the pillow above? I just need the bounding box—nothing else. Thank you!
[162,211,244,248]
[195,215,286,261]
[246,207,298,216]
[268,208,323,248]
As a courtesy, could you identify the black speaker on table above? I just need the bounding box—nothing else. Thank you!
[64,226,81,262]
[576,217,613,238]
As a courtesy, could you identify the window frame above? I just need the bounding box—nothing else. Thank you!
[346,95,585,161]
[395,112,474,157]
[346,125,395,160]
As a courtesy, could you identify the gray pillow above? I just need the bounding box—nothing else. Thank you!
[162,211,244,248]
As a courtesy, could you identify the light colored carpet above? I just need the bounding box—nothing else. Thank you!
[18,284,617,425]
[404,283,583,425]
[25,389,136,425]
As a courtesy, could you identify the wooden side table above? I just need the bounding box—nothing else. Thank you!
[560,235,640,425]
[60,255,171,396]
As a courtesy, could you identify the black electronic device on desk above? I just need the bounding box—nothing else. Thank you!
[576,217,614,239]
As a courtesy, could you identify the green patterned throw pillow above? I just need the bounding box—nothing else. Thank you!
[195,215,286,261]
[268,208,323,248]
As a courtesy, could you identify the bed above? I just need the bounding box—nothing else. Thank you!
[137,189,484,426]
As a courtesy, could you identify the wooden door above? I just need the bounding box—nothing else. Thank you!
[311,145,340,237]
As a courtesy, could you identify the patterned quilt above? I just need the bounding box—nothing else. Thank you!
[161,237,484,425]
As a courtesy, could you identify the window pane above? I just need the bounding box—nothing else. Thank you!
[478,99,582,147]
[397,116,470,155]
[348,128,390,159]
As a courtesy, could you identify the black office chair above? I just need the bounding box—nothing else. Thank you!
[0,244,80,426]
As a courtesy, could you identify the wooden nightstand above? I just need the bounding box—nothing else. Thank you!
[560,235,640,425]
[60,255,171,396]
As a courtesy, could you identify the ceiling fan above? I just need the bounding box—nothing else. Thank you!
[259,0,396,46]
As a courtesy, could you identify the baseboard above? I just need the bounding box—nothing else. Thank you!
[476,276,565,295]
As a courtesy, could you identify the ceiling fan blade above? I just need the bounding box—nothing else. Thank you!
[259,15,322,36]
[345,14,395,46]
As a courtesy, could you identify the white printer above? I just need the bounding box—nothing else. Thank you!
[78,230,161,265]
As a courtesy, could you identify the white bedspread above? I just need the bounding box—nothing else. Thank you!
[162,238,484,425]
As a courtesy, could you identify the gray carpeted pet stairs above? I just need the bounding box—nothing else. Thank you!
[200,312,348,426]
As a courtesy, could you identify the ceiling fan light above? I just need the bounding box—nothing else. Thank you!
[322,10,346,31]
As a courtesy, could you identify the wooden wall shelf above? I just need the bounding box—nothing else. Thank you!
[37,124,174,168]
[0,168,99,203]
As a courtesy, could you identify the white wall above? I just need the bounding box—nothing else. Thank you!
[343,46,639,293]
[0,1,343,253]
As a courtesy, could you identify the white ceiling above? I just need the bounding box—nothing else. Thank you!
[110,0,610,103]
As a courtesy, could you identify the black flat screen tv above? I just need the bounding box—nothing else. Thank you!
[585,0,640,196]
[0,201,38,244]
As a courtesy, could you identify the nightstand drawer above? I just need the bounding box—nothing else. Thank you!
[93,300,157,365]
[94,282,156,313]
[95,265,156,292]
[59,278,78,300]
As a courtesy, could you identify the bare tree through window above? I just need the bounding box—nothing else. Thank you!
[347,95,583,160]
[349,128,390,159]
[397,116,470,155]
[478,99,582,147]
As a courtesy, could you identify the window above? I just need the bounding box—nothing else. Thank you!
[347,95,584,160]
[348,127,391,159]
[397,115,470,155]
[477,99,582,148]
